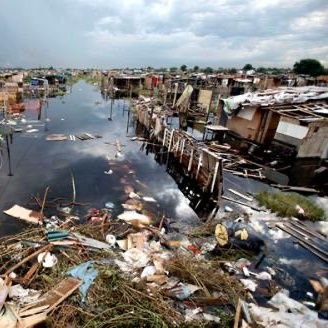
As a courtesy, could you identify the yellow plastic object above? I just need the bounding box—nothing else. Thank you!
[215,224,229,246]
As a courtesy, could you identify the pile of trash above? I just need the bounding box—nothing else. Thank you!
[1,189,327,327]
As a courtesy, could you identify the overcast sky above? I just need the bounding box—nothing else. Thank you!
[0,0,327,68]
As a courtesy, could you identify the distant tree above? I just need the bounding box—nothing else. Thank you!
[228,68,237,74]
[256,67,267,73]
[243,64,253,71]
[293,59,325,76]
[156,67,167,72]
[193,65,199,72]
[180,64,187,72]
[170,67,178,72]
[204,67,214,74]
[48,66,54,70]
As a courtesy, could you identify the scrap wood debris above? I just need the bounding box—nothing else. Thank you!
[0,222,234,327]
[0,197,249,328]
[0,208,326,328]
[0,182,327,327]
[45,132,102,141]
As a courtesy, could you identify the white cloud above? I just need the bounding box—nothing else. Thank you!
[82,0,328,67]
[0,0,327,67]
[292,10,328,31]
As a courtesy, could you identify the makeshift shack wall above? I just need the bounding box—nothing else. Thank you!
[144,76,153,90]
[114,78,142,91]
[275,117,309,147]
[226,107,262,141]
[260,110,280,145]
[297,120,328,158]
[198,89,212,112]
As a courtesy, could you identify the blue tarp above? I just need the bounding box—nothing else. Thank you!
[66,261,98,302]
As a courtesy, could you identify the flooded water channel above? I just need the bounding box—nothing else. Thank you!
[0,81,201,236]
[0,81,327,304]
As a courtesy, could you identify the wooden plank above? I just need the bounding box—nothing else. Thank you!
[167,129,174,152]
[287,221,326,241]
[162,128,167,147]
[188,148,194,171]
[196,152,203,179]
[19,262,40,286]
[222,196,263,212]
[19,305,49,317]
[271,184,319,194]
[276,224,328,263]
[224,169,266,179]
[20,277,82,314]
[201,147,222,160]
[180,139,185,163]
[234,298,242,328]
[18,312,47,327]
[298,241,328,264]
[205,125,229,131]
[211,161,219,193]
[228,189,253,202]
[292,220,327,239]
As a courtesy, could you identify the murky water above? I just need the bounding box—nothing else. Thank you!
[0,81,200,236]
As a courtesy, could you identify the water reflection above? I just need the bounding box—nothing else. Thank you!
[0,81,199,236]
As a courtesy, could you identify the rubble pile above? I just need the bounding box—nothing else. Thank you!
[0,185,327,327]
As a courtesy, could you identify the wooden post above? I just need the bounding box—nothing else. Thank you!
[173,137,181,154]
[5,134,13,176]
[211,161,219,193]
[163,128,167,147]
[196,151,203,179]
[180,139,185,163]
[202,126,207,141]
[188,148,194,172]
[163,85,167,106]
[168,129,174,152]
[218,158,223,204]
[172,83,178,107]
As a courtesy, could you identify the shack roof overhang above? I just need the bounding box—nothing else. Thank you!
[241,100,328,123]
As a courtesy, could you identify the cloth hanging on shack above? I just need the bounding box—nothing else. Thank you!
[222,93,250,116]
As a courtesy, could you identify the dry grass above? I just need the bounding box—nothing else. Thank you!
[166,255,245,305]
[188,221,217,238]
[0,222,246,327]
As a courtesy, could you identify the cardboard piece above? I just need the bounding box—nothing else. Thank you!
[3,205,41,224]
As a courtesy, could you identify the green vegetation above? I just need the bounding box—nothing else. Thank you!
[203,67,214,74]
[180,64,187,72]
[242,64,253,70]
[66,73,101,86]
[227,68,237,74]
[256,67,267,73]
[256,191,325,221]
[293,58,325,77]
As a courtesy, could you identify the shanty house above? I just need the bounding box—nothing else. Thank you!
[297,119,328,159]
[218,87,328,151]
